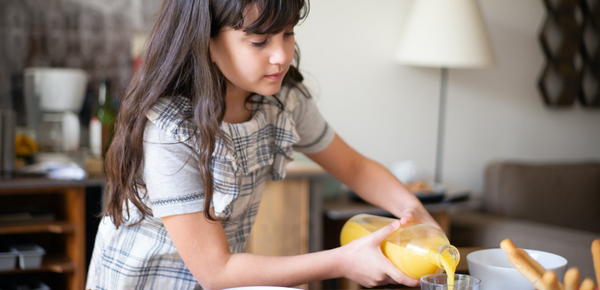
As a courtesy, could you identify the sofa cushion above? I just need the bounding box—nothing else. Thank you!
[450,211,599,280]
[483,162,600,233]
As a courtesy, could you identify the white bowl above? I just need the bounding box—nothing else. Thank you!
[467,248,567,290]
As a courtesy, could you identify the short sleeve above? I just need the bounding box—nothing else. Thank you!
[291,93,335,154]
[143,121,206,218]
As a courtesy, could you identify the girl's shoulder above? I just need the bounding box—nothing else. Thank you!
[147,95,193,120]
[145,95,196,143]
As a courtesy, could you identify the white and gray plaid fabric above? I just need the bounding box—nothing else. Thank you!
[86,86,329,290]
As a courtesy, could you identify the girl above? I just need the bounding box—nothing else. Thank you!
[86,0,441,289]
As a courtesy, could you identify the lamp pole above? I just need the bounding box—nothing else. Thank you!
[434,67,448,184]
[396,0,495,183]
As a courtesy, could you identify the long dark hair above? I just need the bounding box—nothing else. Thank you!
[103,0,310,227]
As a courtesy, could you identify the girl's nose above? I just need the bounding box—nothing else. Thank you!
[269,41,288,65]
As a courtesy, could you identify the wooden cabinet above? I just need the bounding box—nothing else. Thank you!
[0,184,86,290]
[245,161,326,290]
[245,179,312,290]
[245,179,310,257]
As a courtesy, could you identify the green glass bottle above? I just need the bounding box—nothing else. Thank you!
[90,79,117,157]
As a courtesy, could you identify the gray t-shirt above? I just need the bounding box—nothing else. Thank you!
[143,87,334,218]
[87,86,335,290]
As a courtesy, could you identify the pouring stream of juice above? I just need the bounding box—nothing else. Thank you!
[441,251,456,289]
[340,214,459,288]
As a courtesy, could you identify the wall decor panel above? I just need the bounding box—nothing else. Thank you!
[539,0,600,108]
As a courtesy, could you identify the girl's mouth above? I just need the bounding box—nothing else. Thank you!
[264,72,283,81]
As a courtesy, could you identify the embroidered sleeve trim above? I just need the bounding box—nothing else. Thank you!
[151,192,204,207]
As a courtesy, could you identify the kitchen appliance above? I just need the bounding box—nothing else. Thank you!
[23,68,88,162]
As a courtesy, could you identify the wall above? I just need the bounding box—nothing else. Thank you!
[0,0,163,117]
[3,0,598,195]
[295,0,600,195]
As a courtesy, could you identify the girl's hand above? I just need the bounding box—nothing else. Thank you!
[399,205,442,231]
[339,220,420,288]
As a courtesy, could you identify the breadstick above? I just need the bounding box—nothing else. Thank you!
[501,239,518,254]
[579,278,596,290]
[592,239,600,286]
[500,240,547,275]
[541,271,562,290]
[563,268,580,290]
[508,250,545,289]
[518,248,547,275]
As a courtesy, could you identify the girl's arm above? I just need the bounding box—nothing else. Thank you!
[162,210,417,289]
[305,134,440,228]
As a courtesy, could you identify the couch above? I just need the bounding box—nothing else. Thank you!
[450,161,600,280]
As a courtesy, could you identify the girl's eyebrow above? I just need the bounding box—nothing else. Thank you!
[242,31,268,38]
[243,28,294,36]
[244,31,264,36]
[241,24,295,36]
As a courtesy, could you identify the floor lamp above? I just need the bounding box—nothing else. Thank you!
[396,0,496,184]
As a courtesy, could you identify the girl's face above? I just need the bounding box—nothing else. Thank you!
[210,8,296,98]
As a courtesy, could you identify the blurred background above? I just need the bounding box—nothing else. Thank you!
[294,0,600,196]
[1,0,599,196]
[1,1,600,289]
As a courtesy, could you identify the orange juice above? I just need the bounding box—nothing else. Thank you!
[340,214,459,284]
[441,251,456,289]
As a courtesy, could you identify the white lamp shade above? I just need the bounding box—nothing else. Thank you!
[396,0,496,68]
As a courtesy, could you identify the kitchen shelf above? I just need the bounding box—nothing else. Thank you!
[0,184,86,290]
[0,221,76,235]
[0,254,75,274]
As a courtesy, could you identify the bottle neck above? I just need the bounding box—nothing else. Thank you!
[98,81,110,106]
[429,244,460,270]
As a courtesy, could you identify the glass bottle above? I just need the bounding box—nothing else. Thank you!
[340,214,460,280]
[90,79,117,157]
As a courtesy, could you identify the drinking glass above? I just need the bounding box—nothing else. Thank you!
[420,274,481,290]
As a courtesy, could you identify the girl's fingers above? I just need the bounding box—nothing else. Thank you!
[400,213,413,224]
[400,208,418,225]
[376,227,421,288]
[382,258,419,287]
[382,275,399,285]
[403,277,420,287]
[404,208,443,231]
[369,221,400,244]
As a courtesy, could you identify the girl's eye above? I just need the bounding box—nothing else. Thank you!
[251,40,267,47]
[250,32,293,47]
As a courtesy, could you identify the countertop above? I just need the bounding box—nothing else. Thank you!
[0,158,326,191]
[284,159,328,179]
[0,175,107,190]
[323,192,482,220]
